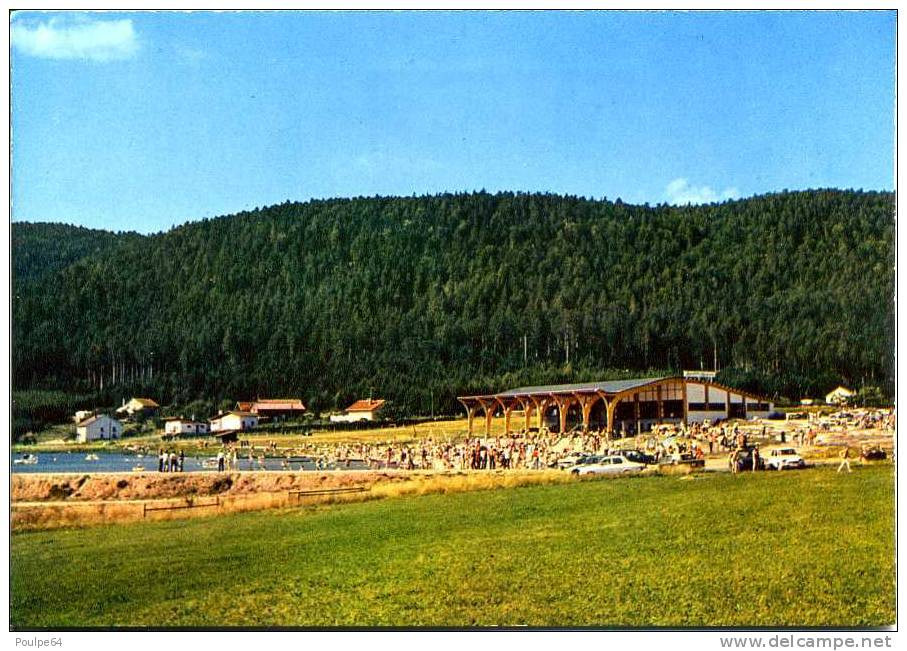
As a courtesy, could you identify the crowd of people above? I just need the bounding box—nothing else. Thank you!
[154,408,892,475]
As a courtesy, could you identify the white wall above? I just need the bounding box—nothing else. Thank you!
[330,411,376,423]
[686,383,706,402]
[708,387,728,403]
[166,421,210,435]
[77,416,121,442]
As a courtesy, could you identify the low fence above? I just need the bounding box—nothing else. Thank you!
[143,496,220,517]
[288,486,369,502]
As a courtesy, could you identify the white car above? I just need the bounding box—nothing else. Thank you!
[558,452,598,469]
[765,448,806,470]
[571,455,646,476]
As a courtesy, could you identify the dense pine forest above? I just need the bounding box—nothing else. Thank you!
[12,189,895,424]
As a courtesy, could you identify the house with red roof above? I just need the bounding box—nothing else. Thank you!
[244,398,307,420]
[330,398,386,423]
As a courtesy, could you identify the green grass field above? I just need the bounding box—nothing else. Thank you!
[11,465,894,628]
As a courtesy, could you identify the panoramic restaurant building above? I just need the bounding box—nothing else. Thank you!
[457,374,774,437]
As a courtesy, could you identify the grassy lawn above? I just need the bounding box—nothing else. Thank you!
[11,465,894,628]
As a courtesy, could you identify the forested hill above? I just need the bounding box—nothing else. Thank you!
[12,189,895,415]
[12,223,144,284]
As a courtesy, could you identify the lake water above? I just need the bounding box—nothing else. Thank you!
[10,452,371,474]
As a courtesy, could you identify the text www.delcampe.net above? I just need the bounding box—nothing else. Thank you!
[720,636,893,649]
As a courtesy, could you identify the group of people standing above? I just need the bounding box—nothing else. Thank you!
[157,448,184,472]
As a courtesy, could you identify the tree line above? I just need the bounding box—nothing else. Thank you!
[12,189,895,426]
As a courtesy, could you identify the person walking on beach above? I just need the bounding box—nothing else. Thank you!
[751,446,760,473]
[837,446,853,473]
[178,450,185,472]
[217,449,225,472]
[158,448,165,473]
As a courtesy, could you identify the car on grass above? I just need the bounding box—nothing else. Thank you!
[861,446,887,461]
[571,455,646,476]
[730,446,766,472]
[764,447,806,470]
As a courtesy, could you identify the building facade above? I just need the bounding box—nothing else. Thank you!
[458,376,773,437]
[164,419,211,436]
[330,399,386,423]
[209,412,259,432]
[245,399,307,419]
[76,415,123,442]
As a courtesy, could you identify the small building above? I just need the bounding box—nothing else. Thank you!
[209,411,259,432]
[800,398,815,406]
[116,397,160,417]
[826,386,855,405]
[164,418,211,437]
[330,398,386,423]
[76,415,122,443]
[247,398,307,419]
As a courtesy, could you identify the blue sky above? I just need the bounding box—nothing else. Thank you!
[11,10,895,234]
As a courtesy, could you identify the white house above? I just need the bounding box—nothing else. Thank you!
[76,415,122,443]
[209,411,259,432]
[116,397,160,416]
[164,418,211,436]
[826,386,855,405]
[330,399,386,423]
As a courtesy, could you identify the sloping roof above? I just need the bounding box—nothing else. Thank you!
[252,399,306,411]
[458,376,772,403]
[131,398,160,407]
[77,414,117,427]
[346,399,386,412]
[210,411,257,421]
[236,401,254,411]
[496,377,671,398]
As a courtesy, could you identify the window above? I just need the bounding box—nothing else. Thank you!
[689,403,726,412]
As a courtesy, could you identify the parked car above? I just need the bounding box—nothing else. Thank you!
[557,451,594,469]
[862,446,887,461]
[558,454,601,472]
[764,447,805,470]
[563,455,603,473]
[730,446,766,472]
[571,455,646,476]
[619,449,656,465]
[659,452,705,469]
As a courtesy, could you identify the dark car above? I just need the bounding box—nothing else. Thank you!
[619,449,656,465]
[730,446,766,472]
[862,447,887,461]
[659,452,706,468]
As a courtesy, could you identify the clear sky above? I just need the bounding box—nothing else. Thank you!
[11,10,895,234]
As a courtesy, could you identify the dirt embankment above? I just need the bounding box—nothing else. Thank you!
[11,469,573,531]
[12,470,396,503]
